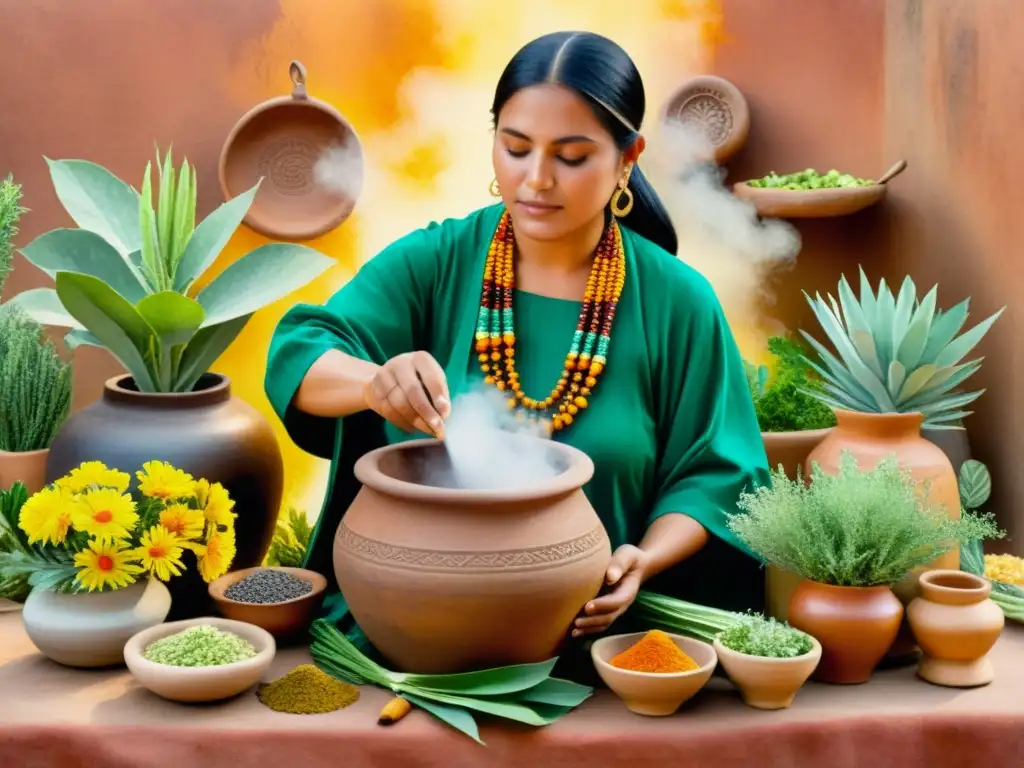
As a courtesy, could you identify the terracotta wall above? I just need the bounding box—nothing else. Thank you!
[0,0,1019,547]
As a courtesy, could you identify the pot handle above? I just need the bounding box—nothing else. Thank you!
[289,60,308,100]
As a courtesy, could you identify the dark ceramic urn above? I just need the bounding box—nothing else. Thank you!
[46,373,284,619]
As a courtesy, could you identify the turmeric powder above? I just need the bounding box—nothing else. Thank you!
[609,630,699,673]
[378,695,412,725]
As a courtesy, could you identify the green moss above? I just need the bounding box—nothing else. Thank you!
[745,336,836,433]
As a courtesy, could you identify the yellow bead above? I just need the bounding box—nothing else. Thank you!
[567,404,578,415]
[507,398,516,408]
[581,387,592,396]
[496,381,506,391]
[574,396,588,409]
[585,376,597,387]
[484,375,494,384]
[481,364,491,373]
[590,362,604,375]
[561,413,574,425]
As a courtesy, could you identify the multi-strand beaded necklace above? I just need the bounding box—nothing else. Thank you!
[473,210,626,433]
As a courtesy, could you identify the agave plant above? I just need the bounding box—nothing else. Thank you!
[9,148,335,393]
[799,268,1004,429]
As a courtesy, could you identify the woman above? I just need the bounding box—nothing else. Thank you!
[265,31,770,649]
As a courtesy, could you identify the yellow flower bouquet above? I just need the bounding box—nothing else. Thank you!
[0,460,237,595]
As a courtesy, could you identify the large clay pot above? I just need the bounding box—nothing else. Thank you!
[22,578,171,667]
[46,373,284,620]
[787,580,903,684]
[804,410,960,659]
[907,569,1005,687]
[762,428,832,481]
[0,448,48,494]
[333,437,612,673]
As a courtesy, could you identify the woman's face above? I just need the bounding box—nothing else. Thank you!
[492,84,627,242]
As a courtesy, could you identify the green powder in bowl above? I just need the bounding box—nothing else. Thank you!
[143,624,258,667]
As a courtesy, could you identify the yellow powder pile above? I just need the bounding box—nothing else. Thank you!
[609,629,699,674]
[257,664,360,714]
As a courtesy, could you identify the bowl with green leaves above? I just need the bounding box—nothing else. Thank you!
[712,613,820,710]
[0,175,72,500]
[727,451,1005,685]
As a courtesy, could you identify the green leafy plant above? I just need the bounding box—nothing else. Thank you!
[727,451,1005,587]
[263,507,312,567]
[958,459,992,511]
[716,613,813,658]
[0,175,72,452]
[309,619,592,744]
[9,149,335,393]
[745,335,837,432]
[800,268,1004,429]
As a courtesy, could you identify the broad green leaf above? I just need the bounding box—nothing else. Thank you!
[857,266,877,323]
[173,314,252,392]
[135,292,205,391]
[404,687,564,726]
[196,243,334,327]
[507,677,593,707]
[173,180,261,293]
[918,389,985,417]
[64,329,102,349]
[45,158,141,256]
[798,333,878,410]
[6,288,86,330]
[402,693,483,744]
[901,360,984,410]
[926,410,973,425]
[54,272,158,391]
[891,276,917,348]
[887,360,907,397]
[837,275,882,379]
[19,228,150,303]
[959,459,992,509]
[872,279,896,371]
[405,658,558,696]
[895,285,937,370]
[933,308,1005,367]
[896,364,937,402]
[920,299,969,361]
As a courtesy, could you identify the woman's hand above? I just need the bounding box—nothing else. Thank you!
[364,351,451,437]
[572,545,650,638]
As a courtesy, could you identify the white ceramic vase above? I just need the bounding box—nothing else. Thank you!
[22,578,172,668]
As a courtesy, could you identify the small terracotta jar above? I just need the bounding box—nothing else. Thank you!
[907,569,1005,687]
[787,580,903,684]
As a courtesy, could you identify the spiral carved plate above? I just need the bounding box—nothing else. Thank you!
[662,75,750,164]
[256,137,319,196]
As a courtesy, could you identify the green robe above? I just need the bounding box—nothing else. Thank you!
[265,203,770,650]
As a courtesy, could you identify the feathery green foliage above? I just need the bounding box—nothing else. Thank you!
[745,335,836,432]
[728,451,1005,587]
[0,175,26,296]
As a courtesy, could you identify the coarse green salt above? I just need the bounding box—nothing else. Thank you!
[143,625,258,667]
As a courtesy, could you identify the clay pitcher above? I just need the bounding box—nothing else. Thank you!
[787,580,903,684]
[907,569,1005,687]
[804,410,960,658]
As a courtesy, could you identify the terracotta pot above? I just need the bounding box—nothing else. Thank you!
[713,636,822,709]
[333,438,612,673]
[762,427,832,622]
[0,448,48,494]
[805,409,960,659]
[45,373,284,620]
[907,569,1005,687]
[22,578,171,668]
[787,580,903,684]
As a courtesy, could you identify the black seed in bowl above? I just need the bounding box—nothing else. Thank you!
[224,570,314,604]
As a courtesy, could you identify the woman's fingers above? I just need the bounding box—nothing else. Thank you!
[367,352,451,437]
[369,366,420,433]
[394,358,445,436]
[412,352,451,420]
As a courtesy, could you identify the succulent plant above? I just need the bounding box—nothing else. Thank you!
[799,268,1004,429]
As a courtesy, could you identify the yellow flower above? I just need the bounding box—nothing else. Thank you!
[158,503,205,540]
[985,553,1024,586]
[55,461,130,493]
[71,488,138,542]
[194,479,236,532]
[73,538,144,591]
[197,530,236,583]
[136,461,196,500]
[18,486,76,546]
[132,525,186,582]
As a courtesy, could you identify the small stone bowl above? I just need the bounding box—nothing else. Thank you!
[124,617,276,703]
[591,632,718,716]
[208,566,328,639]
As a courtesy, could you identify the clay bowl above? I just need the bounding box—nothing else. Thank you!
[333,436,612,674]
[713,636,822,710]
[219,60,364,241]
[208,566,327,639]
[733,160,907,218]
[591,632,718,716]
[661,75,749,164]
[124,617,275,703]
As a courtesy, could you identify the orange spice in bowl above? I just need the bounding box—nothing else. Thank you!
[609,629,699,674]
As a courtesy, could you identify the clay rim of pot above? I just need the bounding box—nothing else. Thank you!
[831,409,925,436]
[0,447,49,458]
[713,635,822,665]
[918,569,992,605]
[123,617,276,676]
[208,566,328,607]
[353,437,595,504]
[103,373,231,407]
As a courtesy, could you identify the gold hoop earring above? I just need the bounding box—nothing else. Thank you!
[610,186,634,217]
[489,178,501,197]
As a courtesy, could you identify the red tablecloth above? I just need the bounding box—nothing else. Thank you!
[1,612,1022,768]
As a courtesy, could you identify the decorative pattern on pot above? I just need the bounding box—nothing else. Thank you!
[333,439,612,674]
[22,578,171,668]
[907,569,1005,687]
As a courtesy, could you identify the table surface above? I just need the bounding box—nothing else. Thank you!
[2,612,1023,768]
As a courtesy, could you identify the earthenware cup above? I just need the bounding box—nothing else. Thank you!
[713,636,822,709]
[208,566,327,640]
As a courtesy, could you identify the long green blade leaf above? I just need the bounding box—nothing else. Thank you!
[402,692,483,744]
[403,659,558,696]
[173,314,251,392]
[506,677,593,707]
[933,308,1005,367]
